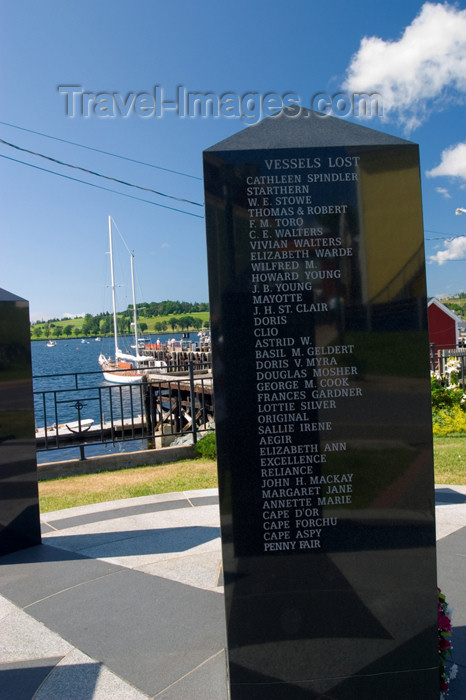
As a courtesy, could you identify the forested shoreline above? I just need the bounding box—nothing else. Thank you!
[31,301,209,339]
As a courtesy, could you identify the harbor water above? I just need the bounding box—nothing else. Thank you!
[31,333,197,463]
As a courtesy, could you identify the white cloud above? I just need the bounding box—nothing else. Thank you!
[429,236,466,265]
[427,142,466,181]
[435,187,451,199]
[343,2,466,131]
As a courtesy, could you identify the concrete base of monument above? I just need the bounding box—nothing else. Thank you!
[0,485,464,699]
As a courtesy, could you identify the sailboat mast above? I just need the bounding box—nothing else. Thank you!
[130,252,140,356]
[108,216,119,360]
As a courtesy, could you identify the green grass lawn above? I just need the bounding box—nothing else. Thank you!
[38,435,466,513]
[39,459,217,512]
[433,434,466,484]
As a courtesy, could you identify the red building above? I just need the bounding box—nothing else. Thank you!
[428,298,458,352]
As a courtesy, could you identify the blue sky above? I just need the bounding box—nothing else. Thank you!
[1,0,466,321]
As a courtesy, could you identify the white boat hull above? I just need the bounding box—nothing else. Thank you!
[99,354,143,384]
[102,369,143,384]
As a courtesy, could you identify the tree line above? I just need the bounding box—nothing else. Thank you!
[128,300,208,317]
[442,301,466,319]
[31,300,209,338]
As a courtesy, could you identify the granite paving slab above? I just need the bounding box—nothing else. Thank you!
[40,490,218,525]
[0,601,72,662]
[0,594,150,700]
[22,567,226,697]
[0,544,125,608]
[40,499,222,587]
[436,526,466,700]
[43,498,190,531]
[435,485,466,503]
[42,523,220,561]
[0,657,65,700]
[155,649,228,699]
[0,488,463,699]
[33,649,148,700]
[139,550,223,591]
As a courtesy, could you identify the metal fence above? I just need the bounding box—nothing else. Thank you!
[436,347,466,385]
[34,362,214,460]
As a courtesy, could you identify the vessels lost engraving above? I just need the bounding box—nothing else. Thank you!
[246,153,361,552]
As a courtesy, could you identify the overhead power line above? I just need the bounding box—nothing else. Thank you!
[0,119,202,181]
[0,154,204,218]
[1,143,460,231]
[0,138,203,208]
[425,235,466,240]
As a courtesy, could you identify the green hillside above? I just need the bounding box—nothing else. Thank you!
[31,303,210,339]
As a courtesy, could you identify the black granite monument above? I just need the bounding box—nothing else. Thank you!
[0,289,41,555]
[203,110,438,699]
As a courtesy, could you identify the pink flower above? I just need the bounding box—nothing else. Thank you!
[439,637,451,651]
[438,613,452,631]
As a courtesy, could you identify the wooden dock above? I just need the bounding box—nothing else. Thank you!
[144,371,214,435]
[35,369,214,450]
[35,416,147,447]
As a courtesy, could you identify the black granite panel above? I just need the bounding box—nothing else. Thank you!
[0,289,41,555]
[204,115,438,698]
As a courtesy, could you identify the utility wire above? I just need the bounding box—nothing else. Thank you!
[425,229,462,235]
[0,119,202,181]
[425,235,466,240]
[424,229,466,240]
[1,145,460,231]
[0,138,203,207]
[0,154,204,219]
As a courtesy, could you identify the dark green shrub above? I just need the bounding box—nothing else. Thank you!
[431,376,466,435]
[195,432,217,459]
[431,377,464,411]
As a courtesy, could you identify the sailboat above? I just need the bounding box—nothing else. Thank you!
[98,217,167,384]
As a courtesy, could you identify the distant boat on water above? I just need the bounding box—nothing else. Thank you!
[46,340,56,347]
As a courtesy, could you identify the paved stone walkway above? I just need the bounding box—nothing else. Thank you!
[0,486,464,699]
